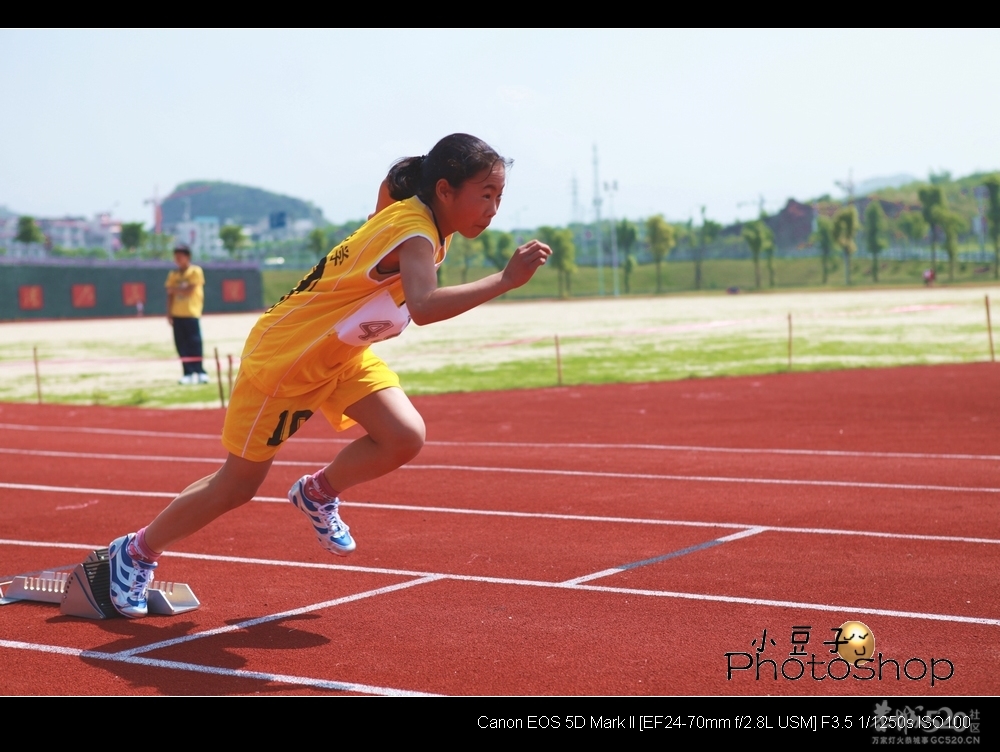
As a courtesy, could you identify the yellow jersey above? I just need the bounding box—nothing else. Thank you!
[165,265,205,318]
[240,196,449,397]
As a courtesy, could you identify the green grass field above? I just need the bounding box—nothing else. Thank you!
[1,284,996,407]
[373,287,998,396]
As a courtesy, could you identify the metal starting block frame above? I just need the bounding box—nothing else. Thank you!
[0,548,199,618]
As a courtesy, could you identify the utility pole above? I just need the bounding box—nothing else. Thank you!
[605,180,620,296]
[593,145,604,296]
[571,175,580,224]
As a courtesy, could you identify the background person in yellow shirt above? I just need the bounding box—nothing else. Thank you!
[165,245,209,385]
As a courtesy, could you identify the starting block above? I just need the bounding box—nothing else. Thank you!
[0,548,199,618]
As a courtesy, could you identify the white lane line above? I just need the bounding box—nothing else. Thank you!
[429,441,1000,462]
[115,575,443,658]
[1,538,997,628]
[0,639,436,696]
[98,655,439,696]
[0,447,222,464]
[4,485,1000,546]
[3,448,999,494]
[0,483,175,499]
[562,584,1000,627]
[0,639,83,657]
[0,424,242,442]
[0,539,434,577]
[563,527,768,585]
[717,527,771,543]
[3,423,998,461]
[401,464,1000,494]
[441,572,1000,628]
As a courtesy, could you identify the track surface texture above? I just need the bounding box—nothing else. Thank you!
[1,363,998,696]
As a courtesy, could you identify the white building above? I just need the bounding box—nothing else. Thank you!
[1,211,122,255]
[173,216,223,257]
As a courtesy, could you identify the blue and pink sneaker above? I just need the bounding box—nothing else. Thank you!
[288,476,356,556]
[109,534,157,618]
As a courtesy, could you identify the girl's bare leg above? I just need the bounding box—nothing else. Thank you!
[145,387,419,554]
[144,453,273,553]
[323,387,425,492]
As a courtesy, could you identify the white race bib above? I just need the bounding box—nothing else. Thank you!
[334,289,411,346]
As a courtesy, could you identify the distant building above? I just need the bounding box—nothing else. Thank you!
[39,217,89,249]
[0,215,18,249]
[0,211,121,255]
[758,197,918,252]
[173,216,223,256]
[765,199,816,251]
[247,214,316,243]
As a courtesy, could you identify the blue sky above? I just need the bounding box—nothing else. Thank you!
[2,29,998,230]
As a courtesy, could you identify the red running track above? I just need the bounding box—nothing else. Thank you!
[1,363,998,696]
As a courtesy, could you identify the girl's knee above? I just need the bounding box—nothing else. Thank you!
[215,455,272,507]
[392,415,425,462]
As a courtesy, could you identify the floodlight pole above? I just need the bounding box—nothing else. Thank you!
[593,145,604,296]
[605,180,620,297]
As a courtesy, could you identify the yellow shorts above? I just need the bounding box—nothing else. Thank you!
[221,349,401,462]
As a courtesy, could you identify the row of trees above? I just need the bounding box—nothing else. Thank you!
[810,177,1000,285]
[629,175,1000,293]
[421,175,1000,299]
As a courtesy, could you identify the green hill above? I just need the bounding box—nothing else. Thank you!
[161,181,325,227]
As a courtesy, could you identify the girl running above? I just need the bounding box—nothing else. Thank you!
[108,133,552,617]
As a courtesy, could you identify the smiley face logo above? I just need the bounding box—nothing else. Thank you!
[838,621,875,663]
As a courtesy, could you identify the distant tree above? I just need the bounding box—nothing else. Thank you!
[219,225,247,256]
[120,222,146,254]
[933,207,966,282]
[742,217,773,289]
[764,224,776,287]
[918,186,945,271]
[864,200,889,282]
[481,230,514,271]
[145,233,174,260]
[983,175,1000,280]
[450,234,481,283]
[539,226,576,297]
[896,211,928,251]
[645,215,676,293]
[611,219,636,296]
[326,220,364,248]
[695,207,722,290]
[929,170,952,185]
[616,219,637,258]
[479,230,514,272]
[832,206,859,285]
[307,228,328,259]
[811,215,835,284]
[623,253,637,293]
[16,216,45,245]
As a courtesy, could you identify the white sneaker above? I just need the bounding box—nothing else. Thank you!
[109,534,157,618]
[178,374,195,385]
[288,476,356,555]
[197,372,211,384]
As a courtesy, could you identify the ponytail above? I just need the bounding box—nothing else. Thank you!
[385,134,511,204]
[385,155,426,201]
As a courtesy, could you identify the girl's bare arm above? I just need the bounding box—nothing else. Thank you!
[399,237,551,325]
